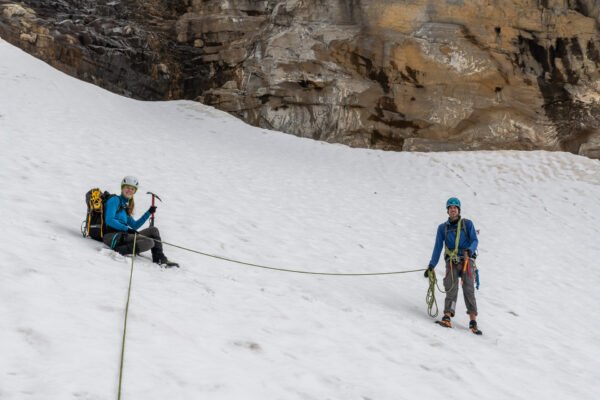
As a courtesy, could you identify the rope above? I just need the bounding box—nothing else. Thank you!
[425,263,456,318]
[444,218,462,264]
[131,233,461,318]
[111,233,455,397]
[117,233,137,400]
[136,233,425,277]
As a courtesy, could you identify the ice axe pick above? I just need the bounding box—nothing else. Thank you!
[146,191,162,227]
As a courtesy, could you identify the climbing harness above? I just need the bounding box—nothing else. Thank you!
[444,218,463,264]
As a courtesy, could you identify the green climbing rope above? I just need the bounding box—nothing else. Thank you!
[425,264,456,318]
[137,233,425,276]
[113,232,459,398]
[444,218,462,264]
[134,232,462,318]
[117,233,137,400]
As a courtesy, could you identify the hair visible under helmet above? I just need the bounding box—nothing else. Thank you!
[121,175,139,192]
[121,175,139,216]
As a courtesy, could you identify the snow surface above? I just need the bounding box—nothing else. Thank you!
[1,38,600,400]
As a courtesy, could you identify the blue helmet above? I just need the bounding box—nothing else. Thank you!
[446,197,461,209]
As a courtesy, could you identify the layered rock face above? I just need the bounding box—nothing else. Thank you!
[2,0,600,156]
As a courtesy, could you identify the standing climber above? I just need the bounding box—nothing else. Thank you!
[425,197,481,334]
[103,176,179,268]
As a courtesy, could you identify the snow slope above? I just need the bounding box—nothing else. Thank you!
[1,38,600,400]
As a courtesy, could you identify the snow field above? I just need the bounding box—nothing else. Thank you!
[1,38,600,400]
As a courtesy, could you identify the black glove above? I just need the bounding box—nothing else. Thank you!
[424,264,434,278]
[148,206,157,214]
[467,250,477,259]
[127,228,139,234]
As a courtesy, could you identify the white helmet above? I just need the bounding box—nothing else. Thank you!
[121,175,139,191]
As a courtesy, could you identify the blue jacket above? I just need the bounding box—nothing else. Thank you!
[428,218,478,268]
[104,194,151,232]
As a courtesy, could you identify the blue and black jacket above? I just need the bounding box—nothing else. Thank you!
[104,194,151,233]
[428,217,478,268]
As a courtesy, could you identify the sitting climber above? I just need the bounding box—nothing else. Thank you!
[103,175,179,268]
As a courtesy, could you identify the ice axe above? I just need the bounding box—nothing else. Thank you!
[146,191,162,227]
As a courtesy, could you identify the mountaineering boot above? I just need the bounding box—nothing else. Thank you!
[436,315,452,328]
[152,252,179,268]
[469,320,483,335]
[160,260,179,268]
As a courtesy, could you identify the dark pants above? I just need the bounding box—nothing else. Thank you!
[103,226,166,262]
[443,258,478,317]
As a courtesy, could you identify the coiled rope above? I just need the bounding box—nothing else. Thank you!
[425,267,455,318]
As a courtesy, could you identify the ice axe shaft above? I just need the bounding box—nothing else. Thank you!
[146,191,162,227]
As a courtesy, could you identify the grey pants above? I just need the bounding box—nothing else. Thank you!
[103,226,165,259]
[443,258,478,317]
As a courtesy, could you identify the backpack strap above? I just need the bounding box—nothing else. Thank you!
[461,218,470,243]
[107,194,123,212]
[444,218,470,243]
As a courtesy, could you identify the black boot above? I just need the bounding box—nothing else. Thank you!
[469,320,483,335]
[436,315,452,328]
[161,260,179,268]
[152,250,179,268]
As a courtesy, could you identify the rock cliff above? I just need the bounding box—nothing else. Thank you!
[2,0,600,157]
